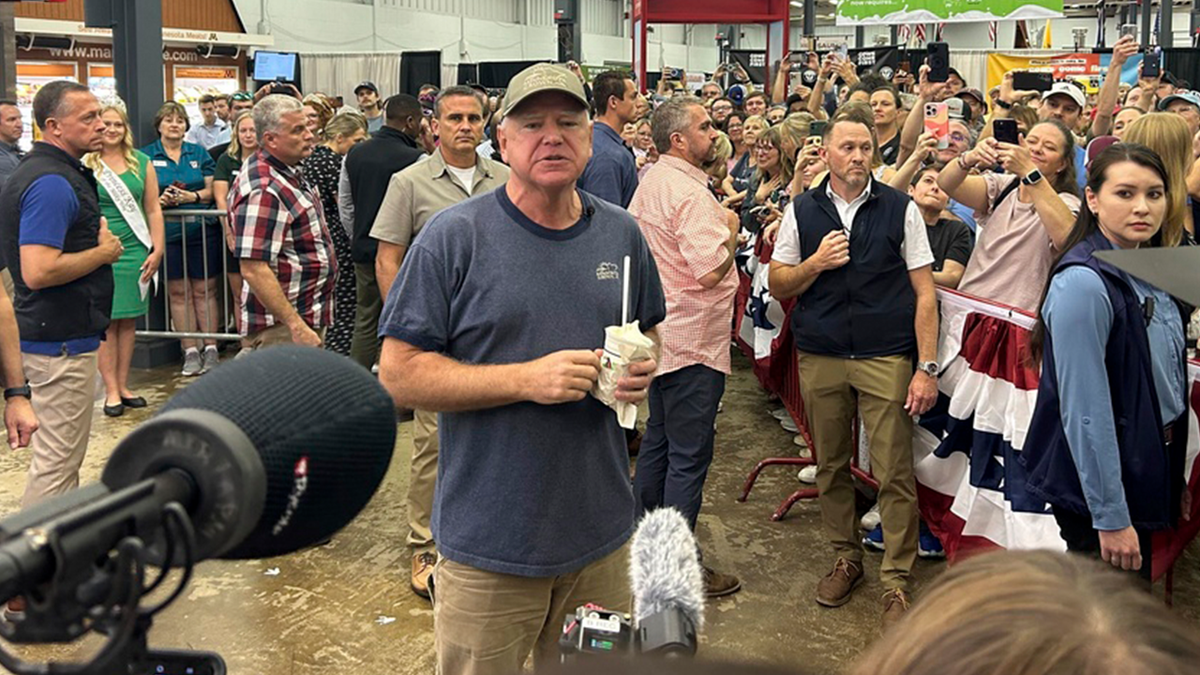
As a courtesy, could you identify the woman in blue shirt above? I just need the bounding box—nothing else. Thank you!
[1023,143,1189,583]
[142,101,220,377]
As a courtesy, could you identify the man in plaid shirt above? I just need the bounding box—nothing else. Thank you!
[228,95,337,349]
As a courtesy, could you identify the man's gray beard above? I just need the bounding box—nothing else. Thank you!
[840,170,867,190]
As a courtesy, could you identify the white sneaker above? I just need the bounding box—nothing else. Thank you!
[770,408,789,420]
[798,465,818,484]
[181,349,202,377]
[860,504,882,531]
[780,417,799,433]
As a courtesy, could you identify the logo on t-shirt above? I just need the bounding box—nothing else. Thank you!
[595,262,619,281]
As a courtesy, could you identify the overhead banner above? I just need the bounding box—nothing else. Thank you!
[837,0,1061,25]
[985,52,1144,92]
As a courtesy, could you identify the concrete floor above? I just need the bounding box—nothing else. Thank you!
[1,349,1198,674]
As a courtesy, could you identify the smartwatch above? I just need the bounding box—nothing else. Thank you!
[1021,168,1044,186]
[4,384,31,400]
[917,361,940,378]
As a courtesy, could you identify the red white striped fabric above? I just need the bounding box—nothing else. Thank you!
[989,21,998,46]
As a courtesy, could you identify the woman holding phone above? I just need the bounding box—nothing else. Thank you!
[141,101,219,376]
[937,118,1080,312]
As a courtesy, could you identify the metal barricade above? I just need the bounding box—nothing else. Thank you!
[135,208,241,342]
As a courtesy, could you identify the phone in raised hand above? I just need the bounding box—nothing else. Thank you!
[993,118,1019,145]
[924,102,949,149]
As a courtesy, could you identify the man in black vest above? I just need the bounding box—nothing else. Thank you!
[0,80,121,509]
[768,114,938,628]
[343,94,424,369]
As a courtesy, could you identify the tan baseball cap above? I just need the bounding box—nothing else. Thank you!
[501,63,589,116]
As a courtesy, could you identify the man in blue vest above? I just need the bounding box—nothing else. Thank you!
[767,112,939,629]
[0,80,120,509]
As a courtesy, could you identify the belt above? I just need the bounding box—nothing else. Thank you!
[1164,424,1175,446]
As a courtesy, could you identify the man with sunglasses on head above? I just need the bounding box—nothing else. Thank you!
[208,91,255,162]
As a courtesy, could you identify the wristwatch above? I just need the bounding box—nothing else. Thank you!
[1021,168,1044,186]
[917,361,940,378]
[994,98,1014,110]
[4,384,31,400]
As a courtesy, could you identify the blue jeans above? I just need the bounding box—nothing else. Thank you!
[633,364,726,529]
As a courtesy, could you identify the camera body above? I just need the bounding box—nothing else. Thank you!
[559,604,697,661]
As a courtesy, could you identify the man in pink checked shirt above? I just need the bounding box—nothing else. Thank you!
[628,97,742,598]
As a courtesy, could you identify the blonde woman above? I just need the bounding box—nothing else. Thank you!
[724,114,769,203]
[1123,113,1193,245]
[212,110,257,344]
[852,550,1200,675]
[302,112,368,355]
[738,125,794,235]
[83,104,165,416]
[703,131,734,197]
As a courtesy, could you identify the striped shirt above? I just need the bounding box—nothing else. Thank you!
[629,154,738,376]
[228,149,338,335]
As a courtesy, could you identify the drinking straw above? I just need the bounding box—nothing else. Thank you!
[621,255,631,326]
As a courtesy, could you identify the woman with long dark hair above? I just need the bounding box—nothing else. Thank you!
[1022,143,1188,582]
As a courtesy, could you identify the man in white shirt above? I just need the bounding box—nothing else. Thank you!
[184,94,228,149]
[768,114,939,629]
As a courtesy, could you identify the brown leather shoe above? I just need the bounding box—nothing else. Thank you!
[881,588,911,629]
[816,557,864,607]
[703,565,742,597]
[411,552,437,600]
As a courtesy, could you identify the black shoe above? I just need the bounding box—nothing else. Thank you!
[120,396,148,408]
[103,403,124,417]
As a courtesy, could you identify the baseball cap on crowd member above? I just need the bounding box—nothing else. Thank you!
[1085,135,1119,166]
[1158,89,1200,112]
[1042,82,1086,109]
[501,63,589,116]
[947,67,966,85]
[957,88,986,108]
[354,81,379,96]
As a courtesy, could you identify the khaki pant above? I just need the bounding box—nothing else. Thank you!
[433,544,631,675]
[408,408,439,555]
[798,352,918,590]
[245,323,326,350]
[21,351,98,508]
[349,262,382,369]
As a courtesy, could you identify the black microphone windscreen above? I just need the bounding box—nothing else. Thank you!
[158,347,397,559]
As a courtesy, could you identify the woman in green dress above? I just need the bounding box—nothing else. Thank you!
[84,104,165,417]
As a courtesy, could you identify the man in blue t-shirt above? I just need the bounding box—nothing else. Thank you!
[0,81,120,512]
[377,63,666,675]
[578,70,640,208]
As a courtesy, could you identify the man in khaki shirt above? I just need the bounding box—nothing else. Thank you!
[371,85,509,599]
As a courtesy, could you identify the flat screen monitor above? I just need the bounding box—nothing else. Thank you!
[253,51,298,82]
